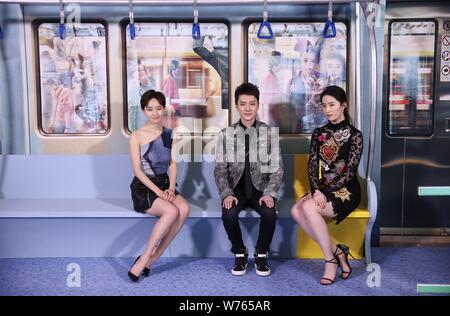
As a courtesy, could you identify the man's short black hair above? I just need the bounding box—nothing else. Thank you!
[140,89,166,110]
[234,82,260,105]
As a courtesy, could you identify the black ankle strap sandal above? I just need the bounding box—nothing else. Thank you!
[320,256,339,285]
[335,244,355,280]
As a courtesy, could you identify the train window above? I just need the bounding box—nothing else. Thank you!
[37,23,109,135]
[387,20,437,137]
[125,22,229,135]
[247,22,347,134]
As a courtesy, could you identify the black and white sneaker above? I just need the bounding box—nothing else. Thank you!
[254,252,271,277]
[231,253,248,276]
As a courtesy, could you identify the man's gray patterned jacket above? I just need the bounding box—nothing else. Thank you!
[214,120,284,201]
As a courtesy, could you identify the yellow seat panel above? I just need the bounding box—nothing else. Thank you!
[294,154,370,259]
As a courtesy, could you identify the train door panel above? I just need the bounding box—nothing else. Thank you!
[403,139,450,227]
[381,15,450,230]
[380,137,405,226]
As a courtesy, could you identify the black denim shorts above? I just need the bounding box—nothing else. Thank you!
[130,174,179,213]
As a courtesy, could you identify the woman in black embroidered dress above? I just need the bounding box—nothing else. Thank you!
[291,86,363,285]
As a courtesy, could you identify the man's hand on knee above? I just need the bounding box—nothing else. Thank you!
[223,195,238,210]
[259,195,274,208]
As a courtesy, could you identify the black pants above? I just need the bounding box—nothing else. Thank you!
[221,189,277,254]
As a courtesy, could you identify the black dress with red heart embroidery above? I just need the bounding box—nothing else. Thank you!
[308,119,364,224]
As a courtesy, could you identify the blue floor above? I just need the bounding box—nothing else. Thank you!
[0,247,449,296]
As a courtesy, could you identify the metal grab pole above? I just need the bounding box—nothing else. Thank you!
[359,0,381,265]
[365,6,377,182]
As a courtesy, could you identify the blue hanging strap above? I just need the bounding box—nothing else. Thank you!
[59,23,66,40]
[129,0,136,40]
[192,22,201,40]
[323,0,336,38]
[0,23,4,40]
[323,19,336,38]
[257,0,273,40]
[130,23,136,40]
[59,0,66,40]
[257,20,273,40]
[192,0,201,40]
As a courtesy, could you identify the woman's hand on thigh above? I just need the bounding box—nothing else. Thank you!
[313,190,327,209]
[164,189,176,202]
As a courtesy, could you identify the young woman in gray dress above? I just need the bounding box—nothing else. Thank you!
[128,90,190,282]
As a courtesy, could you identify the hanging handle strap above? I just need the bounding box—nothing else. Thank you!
[323,0,336,39]
[59,0,66,40]
[257,0,273,40]
[0,23,4,40]
[192,0,201,40]
[129,0,136,40]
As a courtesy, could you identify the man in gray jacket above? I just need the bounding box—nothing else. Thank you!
[214,83,284,277]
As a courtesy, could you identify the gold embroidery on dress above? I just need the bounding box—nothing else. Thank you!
[319,137,339,165]
[332,187,352,202]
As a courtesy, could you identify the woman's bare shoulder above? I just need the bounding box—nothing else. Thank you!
[129,129,144,143]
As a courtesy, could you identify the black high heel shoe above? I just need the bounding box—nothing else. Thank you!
[335,244,355,280]
[128,256,143,282]
[143,265,150,277]
[320,256,339,286]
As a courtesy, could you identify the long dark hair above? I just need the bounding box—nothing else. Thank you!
[319,85,351,123]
